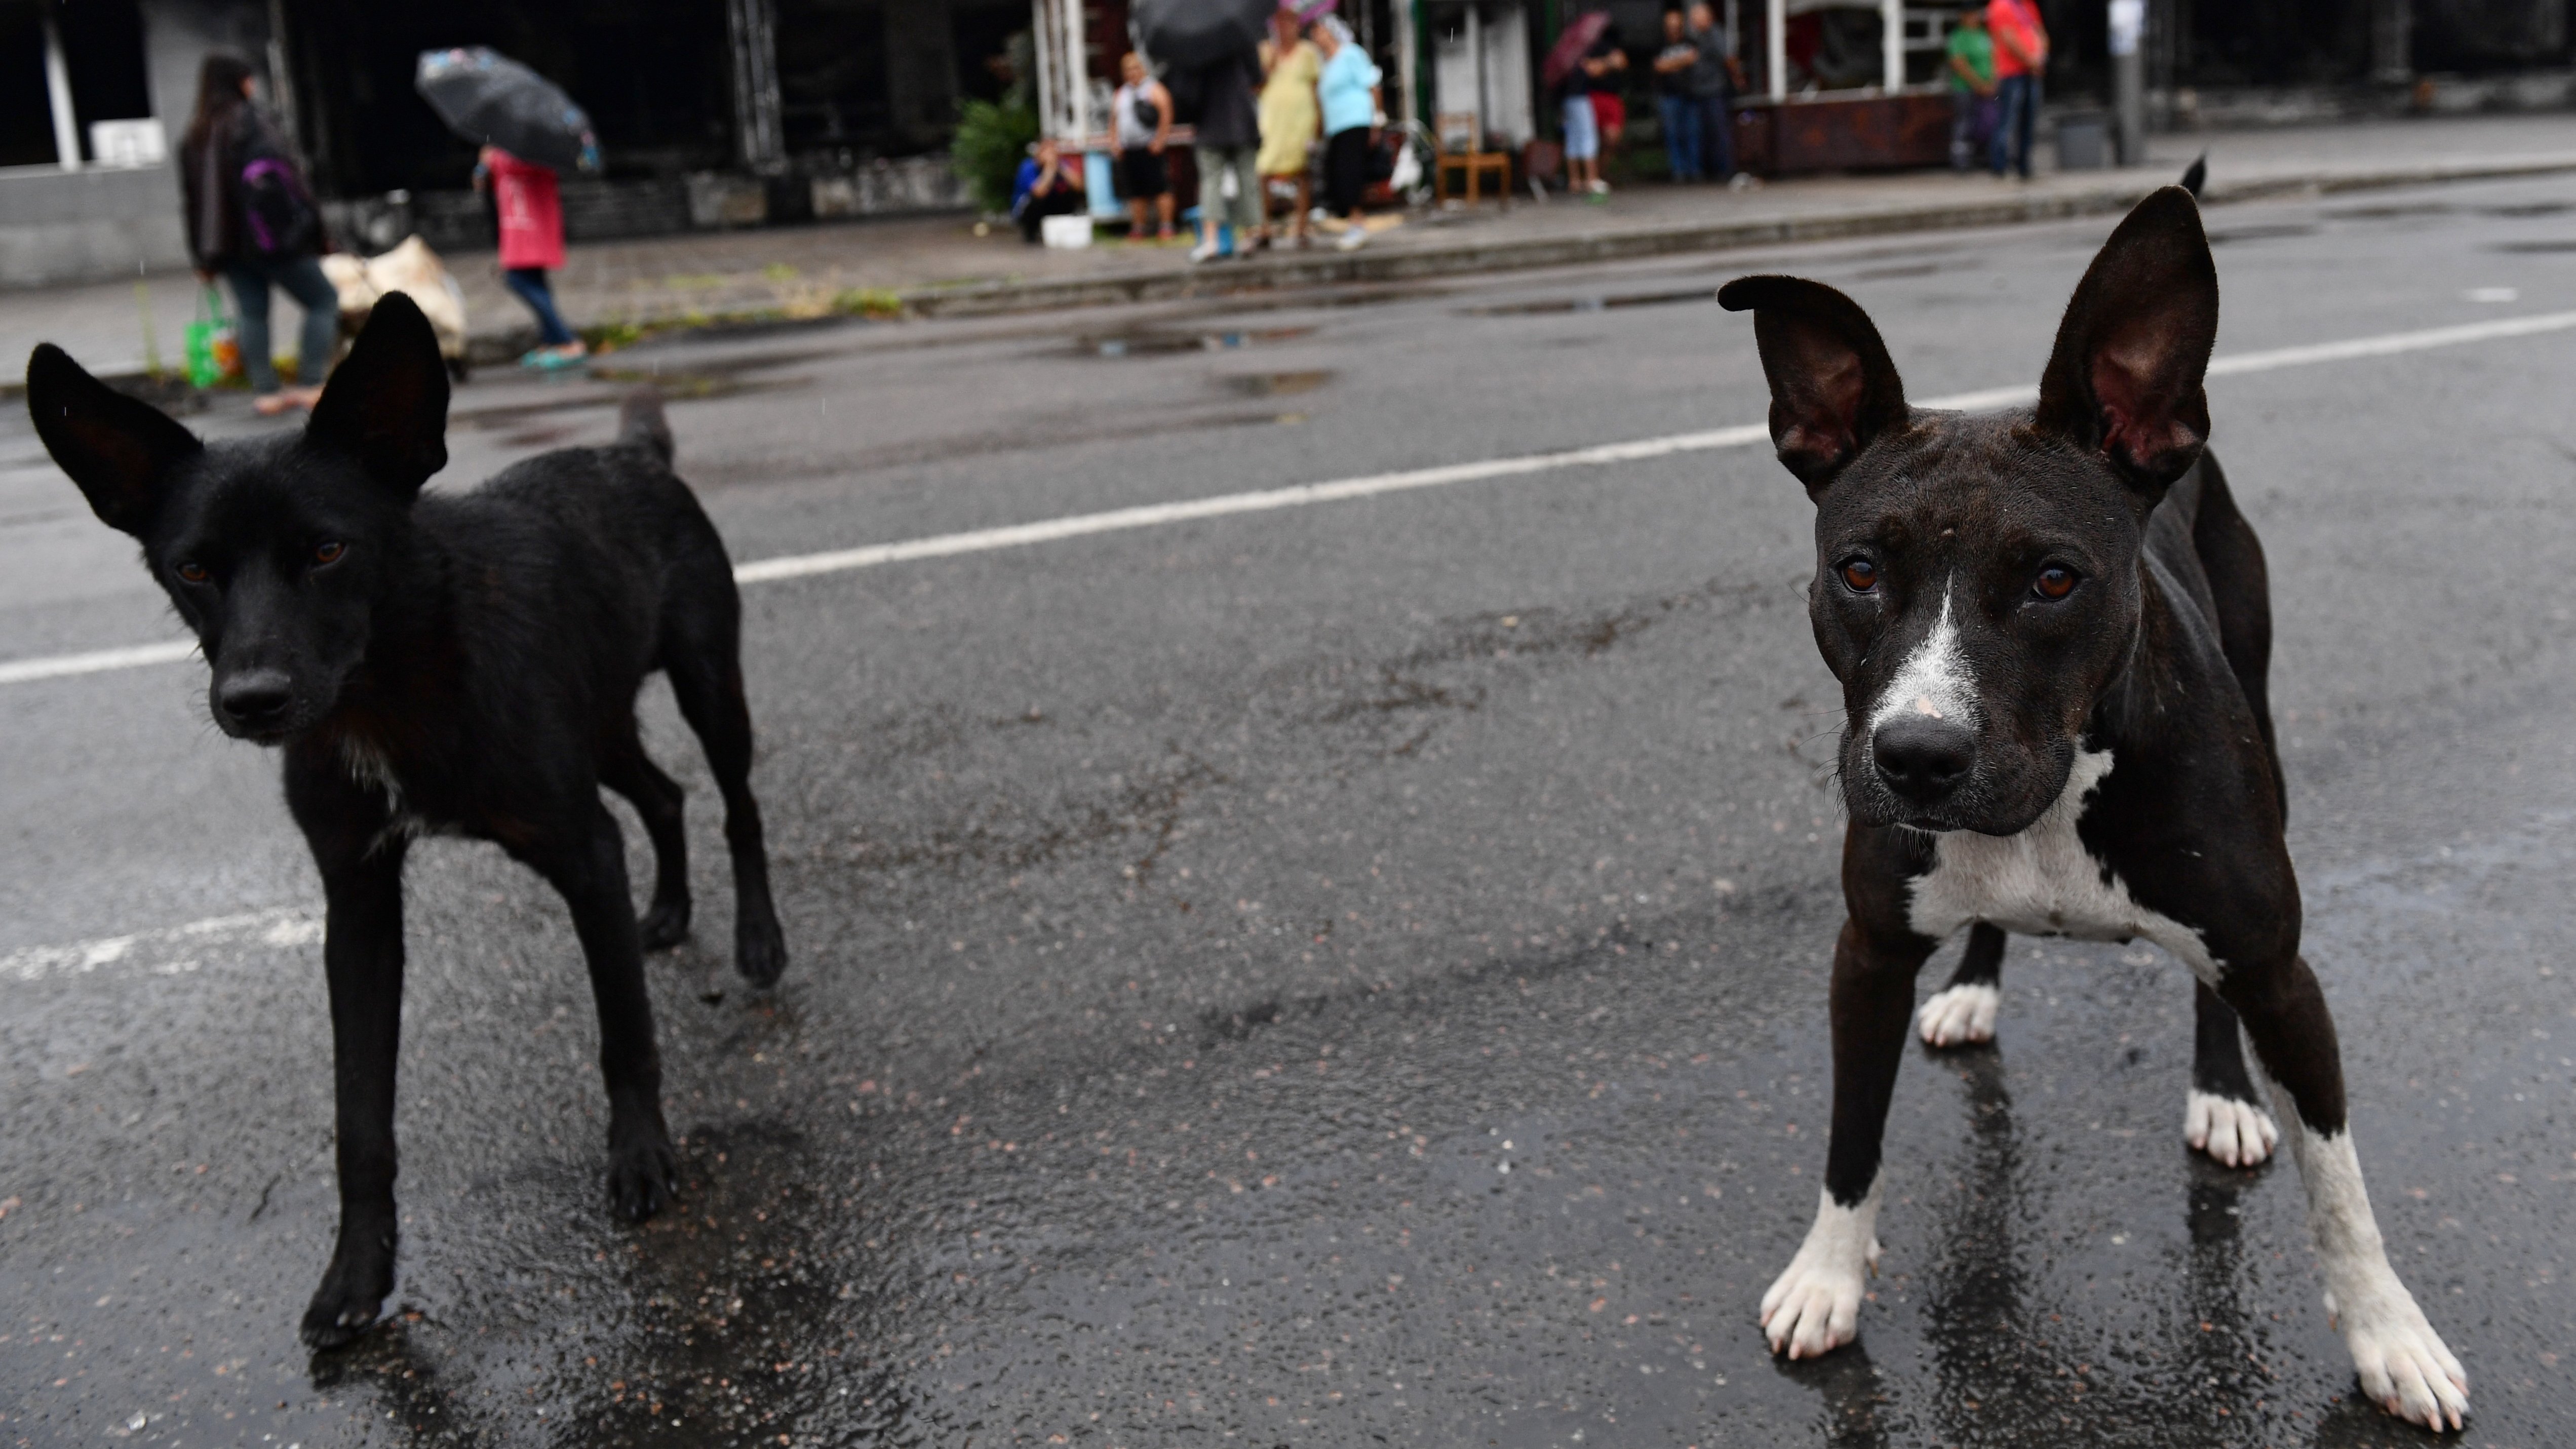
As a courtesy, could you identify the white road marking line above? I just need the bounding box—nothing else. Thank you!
[2,908,320,984]
[0,638,198,685]
[9,309,2574,686]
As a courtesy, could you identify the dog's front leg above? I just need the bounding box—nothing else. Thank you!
[529,800,680,1222]
[1762,915,1932,1358]
[302,837,410,1350]
[2223,952,2468,1431]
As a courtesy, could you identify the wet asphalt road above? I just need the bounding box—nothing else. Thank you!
[5,172,2575,1448]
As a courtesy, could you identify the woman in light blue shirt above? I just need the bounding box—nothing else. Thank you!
[1313,18,1383,251]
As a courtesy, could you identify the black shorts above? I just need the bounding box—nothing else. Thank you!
[1323,127,1371,216]
[1119,147,1168,200]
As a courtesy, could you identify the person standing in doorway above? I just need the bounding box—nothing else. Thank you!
[1652,9,1703,183]
[1945,9,1997,172]
[1686,2,1742,183]
[1114,53,1177,242]
[179,53,337,415]
[1255,10,1322,251]
[476,145,587,368]
[1313,16,1382,251]
[1186,41,1265,262]
[1986,0,2047,179]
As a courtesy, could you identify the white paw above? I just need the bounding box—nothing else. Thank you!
[2184,1089,2279,1167]
[1760,1188,1880,1359]
[2331,1280,2469,1431]
[1916,982,1999,1047]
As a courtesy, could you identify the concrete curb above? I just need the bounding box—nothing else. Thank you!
[889,153,2576,320]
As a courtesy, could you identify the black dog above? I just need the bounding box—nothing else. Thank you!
[1719,189,2467,1429]
[26,294,788,1349]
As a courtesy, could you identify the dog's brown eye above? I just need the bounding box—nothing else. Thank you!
[176,562,209,584]
[1840,558,1879,592]
[2034,566,2077,600]
[314,541,344,565]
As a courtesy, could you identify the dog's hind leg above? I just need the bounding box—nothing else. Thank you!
[2185,978,2278,1166]
[663,594,788,990]
[1917,921,2004,1047]
[2222,952,2468,1430]
[601,719,691,952]
[524,799,680,1222]
[302,836,410,1350]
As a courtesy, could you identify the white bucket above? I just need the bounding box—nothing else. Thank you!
[1041,214,1094,249]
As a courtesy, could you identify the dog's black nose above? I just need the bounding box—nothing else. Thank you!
[216,671,295,730]
[1873,715,1976,804]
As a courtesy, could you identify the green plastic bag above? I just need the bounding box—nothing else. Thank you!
[182,286,241,389]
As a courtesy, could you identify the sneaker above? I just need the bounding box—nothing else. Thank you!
[1336,226,1367,251]
[1587,178,1611,195]
[1189,240,1222,263]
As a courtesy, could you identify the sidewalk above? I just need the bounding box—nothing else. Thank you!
[12,112,2576,380]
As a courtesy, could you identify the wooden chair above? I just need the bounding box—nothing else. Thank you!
[1433,110,1512,208]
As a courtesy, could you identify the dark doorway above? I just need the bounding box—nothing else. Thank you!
[0,2,56,168]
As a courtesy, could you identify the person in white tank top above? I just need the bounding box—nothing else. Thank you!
[1113,53,1177,242]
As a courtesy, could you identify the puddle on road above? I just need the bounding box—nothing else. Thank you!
[1079,326,1317,358]
[1217,369,1335,397]
[2203,223,2319,245]
[2327,202,2456,221]
[1461,288,1718,316]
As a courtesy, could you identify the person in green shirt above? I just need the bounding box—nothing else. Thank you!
[1945,10,1997,173]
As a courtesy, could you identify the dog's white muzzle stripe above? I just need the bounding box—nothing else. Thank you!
[10,308,2576,688]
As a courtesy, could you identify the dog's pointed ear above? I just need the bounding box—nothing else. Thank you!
[2036,186,2218,499]
[306,292,449,497]
[26,344,203,537]
[1718,275,1908,494]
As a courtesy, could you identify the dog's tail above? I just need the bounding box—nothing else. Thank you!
[618,387,674,467]
[2179,152,2207,198]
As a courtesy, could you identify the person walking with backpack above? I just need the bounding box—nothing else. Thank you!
[179,53,336,415]
[476,145,588,368]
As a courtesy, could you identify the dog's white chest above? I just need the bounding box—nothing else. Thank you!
[1904,749,2219,982]
[342,737,443,849]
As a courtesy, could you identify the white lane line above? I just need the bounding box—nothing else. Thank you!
[2,908,320,984]
[10,308,2575,685]
[0,638,198,685]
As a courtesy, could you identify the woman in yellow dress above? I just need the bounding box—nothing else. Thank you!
[1255,8,1322,250]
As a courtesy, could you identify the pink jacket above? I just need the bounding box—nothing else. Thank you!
[488,149,565,271]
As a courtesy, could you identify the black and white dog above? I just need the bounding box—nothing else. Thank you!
[1719,188,2468,1430]
[26,295,787,1349]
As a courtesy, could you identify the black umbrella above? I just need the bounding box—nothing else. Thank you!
[415,48,600,175]
[1133,0,1272,71]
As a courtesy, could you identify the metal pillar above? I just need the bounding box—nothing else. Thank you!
[42,13,81,171]
[728,0,786,171]
[1880,0,1902,91]
[1397,0,1421,126]
[1765,0,1785,100]
[2110,0,2144,163]
[2371,0,2413,85]
[1033,0,1089,143]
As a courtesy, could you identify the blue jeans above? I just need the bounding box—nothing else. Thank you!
[222,254,338,394]
[1990,73,2039,178]
[1658,94,1702,181]
[1561,93,1600,161]
[1696,92,1737,180]
[505,267,577,346]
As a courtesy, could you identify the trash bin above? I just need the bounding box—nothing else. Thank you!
[2055,111,2109,171]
